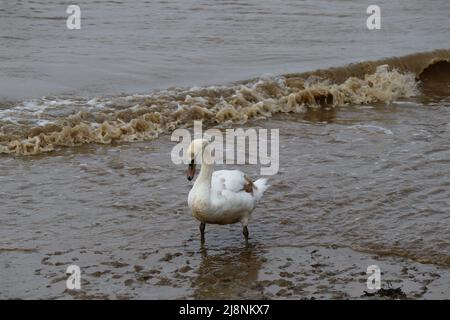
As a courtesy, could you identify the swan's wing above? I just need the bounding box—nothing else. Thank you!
[210,170,255,215]
[209,170,270,219]
[212,170,249,194]
[212,170,269,201]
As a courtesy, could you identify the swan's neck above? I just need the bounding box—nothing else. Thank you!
[197,162,214,184]
[193,151,214,196]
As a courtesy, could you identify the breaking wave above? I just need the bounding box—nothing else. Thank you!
[1,49,449,156]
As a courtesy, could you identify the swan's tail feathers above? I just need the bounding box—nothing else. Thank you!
[253,178,269,202]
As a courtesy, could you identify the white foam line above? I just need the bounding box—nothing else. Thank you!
[353,124,394,135]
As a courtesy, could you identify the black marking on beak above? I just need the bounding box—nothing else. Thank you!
[187,159,195,181]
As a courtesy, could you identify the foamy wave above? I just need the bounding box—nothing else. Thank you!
[0,65,418,155]
[5,48,450,156]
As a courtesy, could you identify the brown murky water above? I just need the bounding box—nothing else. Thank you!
[1,0,450,300]
[2,0,450,101]
[1,83,450,298]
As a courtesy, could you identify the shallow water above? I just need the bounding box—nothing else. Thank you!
[1,95,450,299]
[1,0,450,299]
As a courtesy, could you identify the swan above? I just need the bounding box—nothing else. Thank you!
[186,138,269,243]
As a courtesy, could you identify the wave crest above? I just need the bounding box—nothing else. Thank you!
[2,49,449,156]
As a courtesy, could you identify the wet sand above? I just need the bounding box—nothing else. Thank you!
[3,243,448,299]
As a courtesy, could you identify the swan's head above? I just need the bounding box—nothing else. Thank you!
[186,138,210,181]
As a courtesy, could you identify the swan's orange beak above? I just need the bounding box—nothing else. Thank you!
[187,162,196,181]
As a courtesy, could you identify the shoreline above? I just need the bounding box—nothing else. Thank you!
[2,242,448,299]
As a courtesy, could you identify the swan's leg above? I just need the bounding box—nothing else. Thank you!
[200,222,206,243]
[243,226,249,243]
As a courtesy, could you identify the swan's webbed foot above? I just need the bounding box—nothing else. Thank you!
[243,226,249,244]
[200,222,205,244]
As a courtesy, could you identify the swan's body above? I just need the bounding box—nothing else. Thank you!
[186,138,269,243]
[188,169,268,225]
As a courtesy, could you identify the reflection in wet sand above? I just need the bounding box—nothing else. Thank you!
[192,245,263,299]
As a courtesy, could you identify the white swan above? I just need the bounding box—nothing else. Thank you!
[186,138,269,243]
